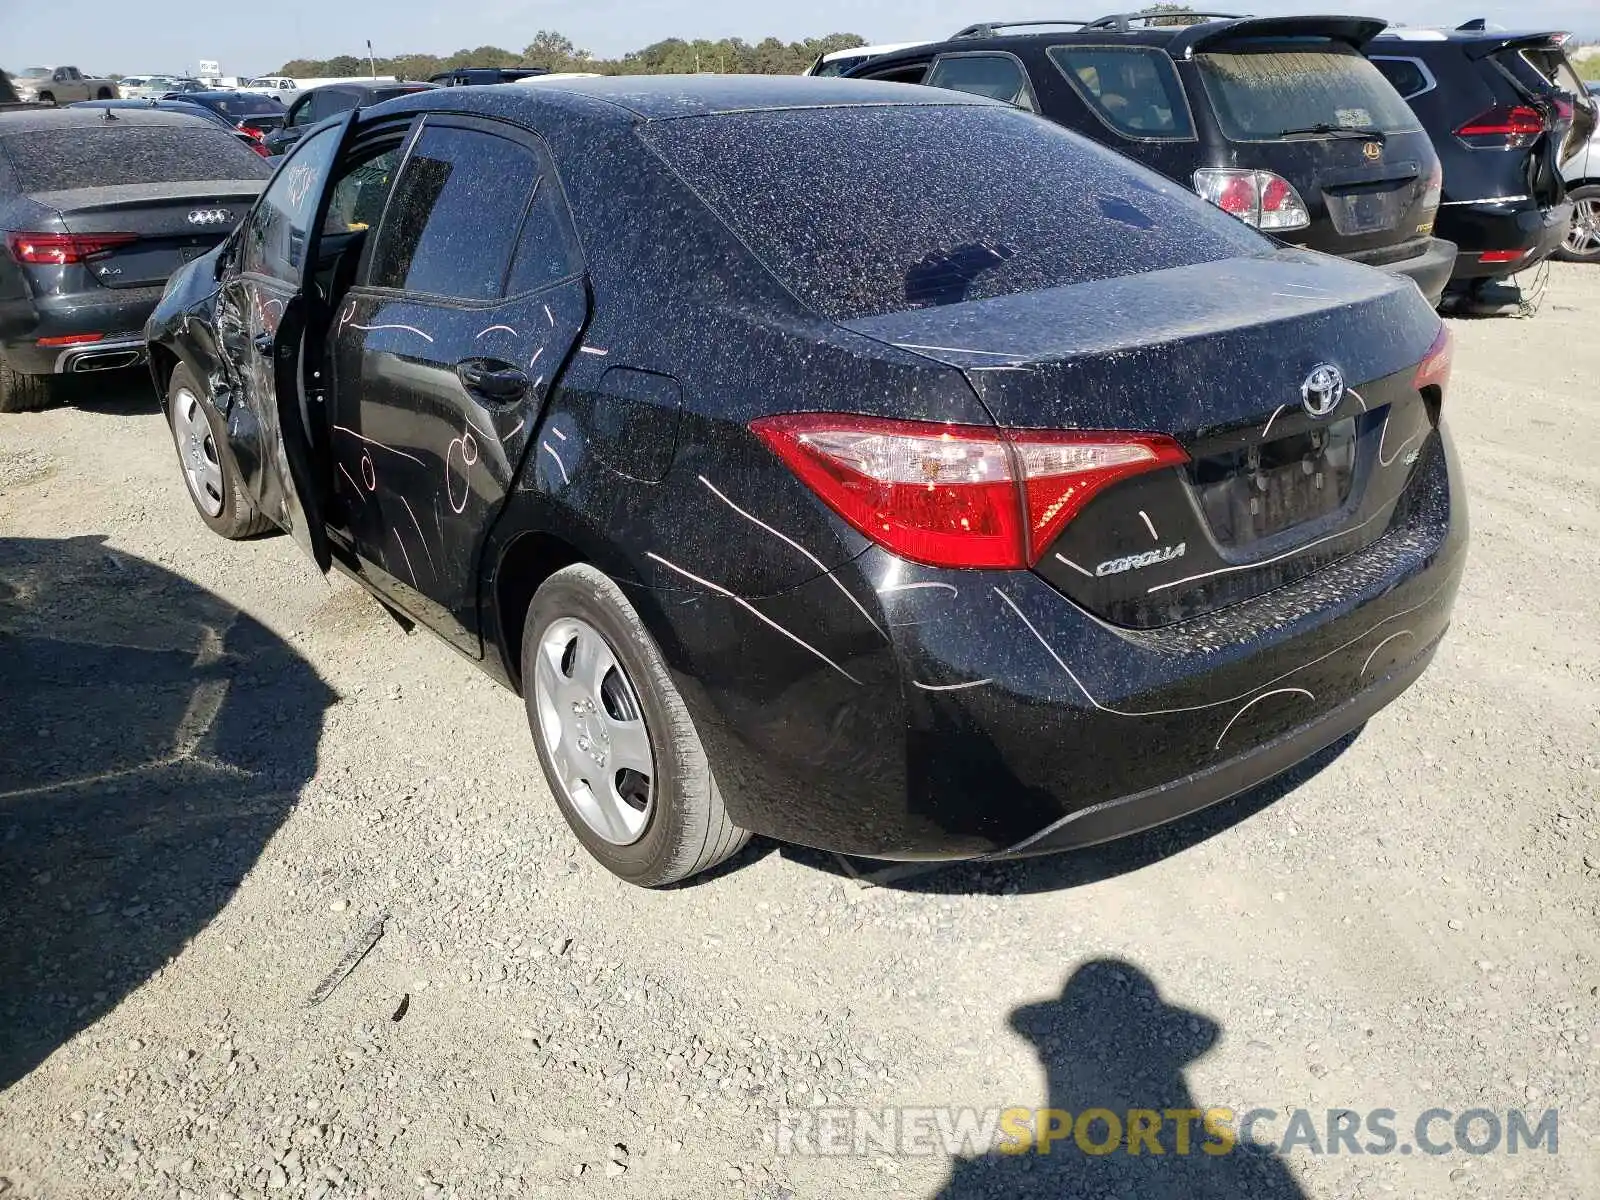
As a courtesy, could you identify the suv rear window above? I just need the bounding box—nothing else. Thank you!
[1048,45,1194,138]
[1196,44,1422,141]
[0,124,272,191]
[642,104,1266,322]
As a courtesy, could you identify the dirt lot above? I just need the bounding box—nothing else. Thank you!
[2,264,1598,1200]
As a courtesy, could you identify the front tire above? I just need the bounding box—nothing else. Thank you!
[95,87,113,100]
[0,358,57,413]
[36,92,55,106]
[523,564,750,887]
[165,363,273,538]
[1555,185,1600,264]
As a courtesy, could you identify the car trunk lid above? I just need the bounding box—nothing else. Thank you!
[32,181,263,289]
[840,251,1446,626]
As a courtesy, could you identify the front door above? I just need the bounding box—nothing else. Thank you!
[220,112,357,570]
[323,114,589,653]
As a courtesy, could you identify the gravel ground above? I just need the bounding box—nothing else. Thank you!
[2,264,1598,1199]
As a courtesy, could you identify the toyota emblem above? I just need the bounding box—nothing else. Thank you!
[187,209,231,226]
[1301,364,1346,418]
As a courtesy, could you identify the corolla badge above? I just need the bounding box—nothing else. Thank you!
[1301,363,1346,418]
[187,209,231,226]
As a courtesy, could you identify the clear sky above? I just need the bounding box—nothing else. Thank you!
[3,0,1595,77]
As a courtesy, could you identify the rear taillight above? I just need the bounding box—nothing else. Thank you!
[1193,169,1310,232]
[1420,161,1443,213]
[1455,105,1545,149]
[7,231,139,265]
[1477,249,1528,264]
[1414,325,1454,394]
[750,413,1189,570]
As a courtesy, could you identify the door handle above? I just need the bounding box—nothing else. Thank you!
[456,359,530,402]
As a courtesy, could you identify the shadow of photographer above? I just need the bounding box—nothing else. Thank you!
[0,534,333,1089]
[936,959,1307,1199]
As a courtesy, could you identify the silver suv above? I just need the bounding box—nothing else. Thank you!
[1558,81,1600,262]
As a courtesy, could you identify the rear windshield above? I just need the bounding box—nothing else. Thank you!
[641,104,1265,321]
[1196,44,1422,140]
[0,125,272,191]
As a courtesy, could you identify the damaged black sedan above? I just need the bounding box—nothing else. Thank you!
[145,77,1466,886]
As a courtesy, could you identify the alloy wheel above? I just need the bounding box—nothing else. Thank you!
[171,387,225,517]
[532,616,655,845]
[1565,197,1600,260]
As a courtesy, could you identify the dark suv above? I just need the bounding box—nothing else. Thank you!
[846,11,1456,306]
[1368,25,1596,302]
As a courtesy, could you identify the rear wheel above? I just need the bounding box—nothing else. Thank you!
[523,564,750,887]
[1556,186,1600,264]
[95,87,113,100]
[165,363,273,538]
[36,92,55,106]
[0,359,57,413]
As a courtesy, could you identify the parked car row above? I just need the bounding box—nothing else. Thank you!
[0,30,1540,886]
[827,13,1597,306]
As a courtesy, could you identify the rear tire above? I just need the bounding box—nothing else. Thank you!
[0,359,58,413]
[523,564,750,887]
[36,92,54,106]
[164,362,273,539]
[1555,185,1600,264]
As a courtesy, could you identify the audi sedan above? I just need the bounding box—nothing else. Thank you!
[145,76,1465,885]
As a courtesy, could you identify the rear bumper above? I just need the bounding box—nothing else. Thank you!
[1437,199,1574,281]
[0,285,162,375]
[1372,237,1456,308]
[985,633,1439,858]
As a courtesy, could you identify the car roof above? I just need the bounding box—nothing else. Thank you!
[820,42,929,62]
[854,14,1388,67]
[0,107,219,133]
[380,73,1001,122]
[176,89,273,100]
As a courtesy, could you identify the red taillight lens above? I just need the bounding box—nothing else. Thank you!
[1414,325,1454,394]
[37,333,104,347]
[750,414,1188,570]
[1455,105,1545,147]
[7,231,139,265]
[1478,249,1527,264]
[1192,168,1311,232]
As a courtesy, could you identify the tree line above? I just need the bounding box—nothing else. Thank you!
[276,31,869,80]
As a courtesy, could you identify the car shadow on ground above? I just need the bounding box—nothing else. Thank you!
[779,730,1360,896]
[931,958,1307,1198]
[0,534,333,1090]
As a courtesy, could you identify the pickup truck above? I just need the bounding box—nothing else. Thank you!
[8,66,120,104]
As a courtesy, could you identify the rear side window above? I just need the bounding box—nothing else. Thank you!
[1048,45,1193,138]
[308,90,358,122]
[0,124,272,191]
[505,175,583,295]
[1368,56,1433,102]
[1196,45,1423,140]
[367,124,541,299]
[924,54,1037,111]
[641,104,1266,322]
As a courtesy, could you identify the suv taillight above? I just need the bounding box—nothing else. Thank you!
[1420,161,1443,213]
[1455,105,1545,149]
[6,232,139,265]
[750,414,1189,570]
[1192,169,1310,232]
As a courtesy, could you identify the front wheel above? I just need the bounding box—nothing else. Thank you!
[165,363,273,539]
[523,564,750,887]
[35,92,55,106]
[1555,185,1600,264]
[95,87,113,100]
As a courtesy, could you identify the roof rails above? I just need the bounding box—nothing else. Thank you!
[1085,9,1250,32]
[952,20,1094,38]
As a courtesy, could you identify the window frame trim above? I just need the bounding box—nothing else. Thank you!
[923,49,1042,113]
[233,122,346,286]
[1367,54,1438,102]
[359,111,585,306]
[1045,42,1199,143]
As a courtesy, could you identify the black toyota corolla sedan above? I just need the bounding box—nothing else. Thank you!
[145,76,1466,886]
